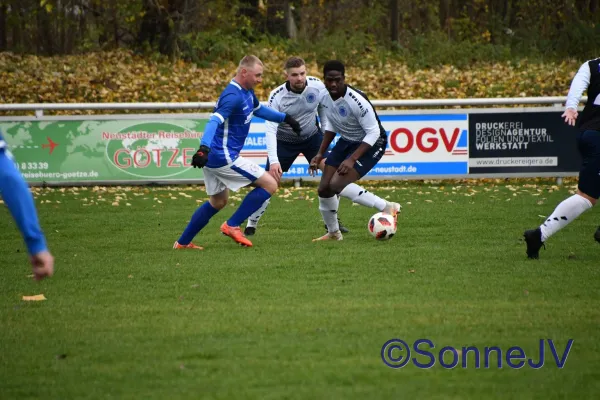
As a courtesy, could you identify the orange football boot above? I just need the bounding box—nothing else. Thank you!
[173,241,204,250]
[220,222,253,247]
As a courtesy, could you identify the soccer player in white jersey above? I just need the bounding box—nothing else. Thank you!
[244,57,394,236]
[173,55,302,248]
[523,57,600,258]
[309,60,400,241]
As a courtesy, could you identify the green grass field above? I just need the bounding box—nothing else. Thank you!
[1,179,599,399]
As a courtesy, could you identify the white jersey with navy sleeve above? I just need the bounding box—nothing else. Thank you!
[206,80,262,168]
[320,85,386,146]
[264,76,327,144]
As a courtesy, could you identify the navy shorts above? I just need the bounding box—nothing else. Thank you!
[577,129,600,199]
[325,136,386,178]
[266,133,327,172]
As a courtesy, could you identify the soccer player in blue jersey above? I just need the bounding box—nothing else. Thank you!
[0,132,54,280]
[173,55,302,248]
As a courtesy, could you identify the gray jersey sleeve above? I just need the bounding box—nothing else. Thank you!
[265,87,284,164]
[320,89,335,133]
[353,101,381,146]
[315,81,329,133]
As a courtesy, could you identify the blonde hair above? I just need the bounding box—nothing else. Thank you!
[237,55,263,73]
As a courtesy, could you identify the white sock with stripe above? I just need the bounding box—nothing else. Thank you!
[540,194,593,241]
[319,195,340,233]
[339,183,387,211]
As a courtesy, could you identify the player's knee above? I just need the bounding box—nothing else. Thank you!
[329,179,348,195]
[258,174,278,194]
[577,189,597,206]
[317,184,334,198]
[209,197,228,210]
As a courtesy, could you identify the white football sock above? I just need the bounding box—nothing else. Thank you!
[246,198,271,228]
[540,194,593,241]
[319,195,340,233]
[339,183,387,211]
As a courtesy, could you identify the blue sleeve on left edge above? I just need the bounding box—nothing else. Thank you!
[200,116,222,148]
[254,105,286,123]
[0,151,48,255]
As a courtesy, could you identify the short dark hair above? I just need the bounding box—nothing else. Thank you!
[323,60,345,76]
[284,56,305,70]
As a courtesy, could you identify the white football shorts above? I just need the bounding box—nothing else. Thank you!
[203,156,265,195]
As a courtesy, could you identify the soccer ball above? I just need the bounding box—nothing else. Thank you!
[368,212,397,240]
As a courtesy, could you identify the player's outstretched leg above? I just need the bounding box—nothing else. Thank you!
[174,198,223,250]
[339,182,401,216]
[317,158,400,233]
[221,173,278,247]
[523,191,594,259]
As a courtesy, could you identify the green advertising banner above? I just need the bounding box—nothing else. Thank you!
[0,118,208,183]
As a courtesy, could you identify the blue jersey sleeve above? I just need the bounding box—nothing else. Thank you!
[200,117,221,148]
[0,150,48,255]
[252,91,286,123]
[254,104,286,123]
[201,93,240,148]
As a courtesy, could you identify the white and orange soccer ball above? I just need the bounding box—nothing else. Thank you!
[368,212,397,240]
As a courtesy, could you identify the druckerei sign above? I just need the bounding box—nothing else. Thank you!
[0,119,208,183]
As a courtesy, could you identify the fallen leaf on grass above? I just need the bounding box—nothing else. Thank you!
[22,294,46,301]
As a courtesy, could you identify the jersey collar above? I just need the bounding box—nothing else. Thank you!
[285,81,307,94]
